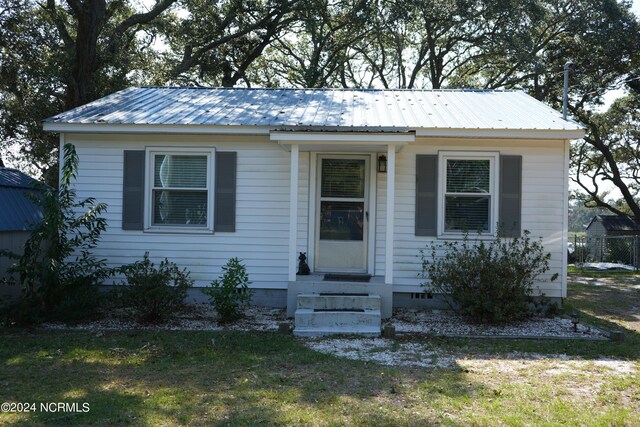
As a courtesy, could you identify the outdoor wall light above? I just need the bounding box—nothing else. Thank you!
[378,155,387,173]
[570,312,581,332]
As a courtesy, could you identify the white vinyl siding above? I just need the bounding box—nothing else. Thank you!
[376,138,567,298]
[67,133,567,299]
[67,133,293,289]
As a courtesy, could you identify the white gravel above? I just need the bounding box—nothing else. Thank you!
[42,305,607,340]
[42,305,284,332]
[392,309,608,339]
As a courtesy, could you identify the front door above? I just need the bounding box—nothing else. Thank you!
[315,155,369,272]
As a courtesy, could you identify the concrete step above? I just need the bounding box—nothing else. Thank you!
[294,326,381,337]
[293,308,382,337]
[296,293,381,311]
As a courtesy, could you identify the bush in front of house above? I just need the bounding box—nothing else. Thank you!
[0,143,109,326]
[420,231,558,324]
[202,257,253,323]
[117,253,192,323]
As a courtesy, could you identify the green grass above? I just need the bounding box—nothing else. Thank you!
[1,276,639,426]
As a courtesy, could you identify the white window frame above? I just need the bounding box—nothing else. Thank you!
[438,151,499,238]
[144,147,216,233]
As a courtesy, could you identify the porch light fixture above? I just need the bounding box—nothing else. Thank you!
[378,155,387,173]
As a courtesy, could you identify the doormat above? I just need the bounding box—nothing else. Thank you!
[323,274,371,282]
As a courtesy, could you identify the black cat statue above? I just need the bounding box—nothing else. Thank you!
[297,252,310,275]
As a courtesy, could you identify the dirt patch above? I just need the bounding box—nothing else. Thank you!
[305,337,457,369]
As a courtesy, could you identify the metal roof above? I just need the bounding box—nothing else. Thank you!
[0,168,44,231]
[44,87,584,136]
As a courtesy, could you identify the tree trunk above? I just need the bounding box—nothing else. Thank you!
[65,0,107,109]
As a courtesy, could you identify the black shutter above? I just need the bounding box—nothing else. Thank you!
[122,150,145,230]
[215,152,237,232]
[498,155,522,237]
[415,154,438,236]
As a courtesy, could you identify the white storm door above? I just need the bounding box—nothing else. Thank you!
[315,155,369,272]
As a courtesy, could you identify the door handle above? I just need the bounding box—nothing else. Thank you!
[365,211,369,222]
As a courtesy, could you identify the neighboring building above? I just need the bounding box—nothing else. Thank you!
[0,168,44,283]
[585,214,640,265]
[586,214,640,238]
[43,87,585,334]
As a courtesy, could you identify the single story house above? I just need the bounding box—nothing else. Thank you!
[43,87,585,334]
[0,168,44,289]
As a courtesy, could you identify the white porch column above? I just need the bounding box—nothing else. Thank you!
[385,145,396,284]
[288,144,300,281]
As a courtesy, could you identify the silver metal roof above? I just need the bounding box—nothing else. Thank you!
[0,168,43,231]
[44,87,584,134]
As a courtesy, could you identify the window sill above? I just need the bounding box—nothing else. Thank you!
[144,227,214,235]
[437,233,496,241]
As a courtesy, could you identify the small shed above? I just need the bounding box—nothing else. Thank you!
[585,215,640,265]
[586,215,640,238]
[0,168,44,283]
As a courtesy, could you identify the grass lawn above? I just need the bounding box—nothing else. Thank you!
[1,276,639,426]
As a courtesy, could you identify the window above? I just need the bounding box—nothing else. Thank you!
[439,152,498,236]
[146,148,214,231]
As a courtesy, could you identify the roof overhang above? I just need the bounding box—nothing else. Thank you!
[270,131,414,152]
[42,122,273,134]
[43,122,585,141]
[415,127,586,140]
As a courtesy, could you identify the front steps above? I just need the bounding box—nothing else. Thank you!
[293,293,382,337]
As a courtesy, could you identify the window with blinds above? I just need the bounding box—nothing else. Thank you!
[443,157,494,233]
[151,154,209,226]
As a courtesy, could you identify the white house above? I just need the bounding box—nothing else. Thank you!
[44,87,585,335]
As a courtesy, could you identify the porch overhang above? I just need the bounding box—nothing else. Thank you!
[270,131,413,152]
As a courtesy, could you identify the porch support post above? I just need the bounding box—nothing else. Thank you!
[288,144,300,281]
[385,145,395,285]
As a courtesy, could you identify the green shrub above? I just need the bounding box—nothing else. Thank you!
[420,231,558,324]
[118,253,192,323]
[202,257,253,323]
[0,143,109,325]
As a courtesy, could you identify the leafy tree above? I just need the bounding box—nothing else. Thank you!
[167,0,301,86]
[571,89,640,217]
[568,198,607,233]
[0,0,175,183]
[0,143,109,324]
[254,0,373,88]
[0,0,66,181]
[451,0,640,216]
